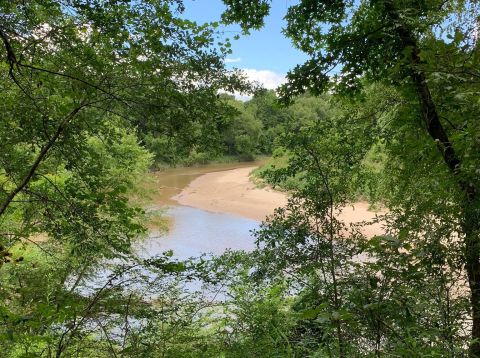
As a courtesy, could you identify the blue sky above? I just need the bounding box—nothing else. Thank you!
[182,0,307,90]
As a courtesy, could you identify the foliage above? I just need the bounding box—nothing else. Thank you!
[249,103,471,354]
[2,0,480,357]
[0,1,250,356]
[222,0,480,356]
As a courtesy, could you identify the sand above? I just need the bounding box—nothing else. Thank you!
[338,202,386,238]
[173,167,287,221]
[173,166,386,236]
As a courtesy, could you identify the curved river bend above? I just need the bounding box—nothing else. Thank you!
[138,162,264,259]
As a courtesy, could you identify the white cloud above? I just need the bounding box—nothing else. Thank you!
[225,57,242,63]
[220,68,286,101]
[234,93,255,102]
[241,68,286,90]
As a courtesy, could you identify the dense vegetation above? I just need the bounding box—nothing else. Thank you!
[143,89,324,166]
[1,0,480,357]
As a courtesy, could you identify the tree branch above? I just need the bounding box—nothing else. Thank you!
[383,0,476,201]
[0,104,86,218]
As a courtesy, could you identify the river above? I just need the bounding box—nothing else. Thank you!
[137,162,265,259]
[136,161,385,260]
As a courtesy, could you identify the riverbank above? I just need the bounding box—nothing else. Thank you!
[172,166,386,236]
[150,162,266,206]
[173,166,287,221]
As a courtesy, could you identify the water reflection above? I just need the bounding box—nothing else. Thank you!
[140,206,260,259]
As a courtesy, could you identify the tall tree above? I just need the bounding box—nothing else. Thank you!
[223,0,480,355]
[0,2,250,354]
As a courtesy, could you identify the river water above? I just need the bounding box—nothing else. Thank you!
[137,162,262,259]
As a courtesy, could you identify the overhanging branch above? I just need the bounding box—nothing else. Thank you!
[0,103,87,218]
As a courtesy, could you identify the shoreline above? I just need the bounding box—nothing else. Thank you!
[173,166,287,221]
[172,166,385,236]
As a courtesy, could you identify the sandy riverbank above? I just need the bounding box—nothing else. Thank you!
[173,166,385,236]
[173,167,286,221]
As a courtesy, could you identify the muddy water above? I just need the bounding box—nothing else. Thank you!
[138,162,263,259]
[150,161,264,205]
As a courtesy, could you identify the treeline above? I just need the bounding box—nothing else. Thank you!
[142,90,329,166]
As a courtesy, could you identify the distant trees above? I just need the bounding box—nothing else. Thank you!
[219,91,282,161]
[213,90,329,163]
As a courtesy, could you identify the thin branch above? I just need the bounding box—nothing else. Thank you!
[0,103,87,218]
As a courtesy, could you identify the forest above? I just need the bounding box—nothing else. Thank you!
[0,0,480,357]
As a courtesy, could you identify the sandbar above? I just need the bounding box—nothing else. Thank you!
[173,166,385,236]
[173,166,286,221]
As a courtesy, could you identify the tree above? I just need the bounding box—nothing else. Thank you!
[244,90,289,153]
[252,86,471,355]
[222,0,480,355]
[0,0,249,253]
[0,1,250,354]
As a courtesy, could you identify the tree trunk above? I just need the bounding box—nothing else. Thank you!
[383,1,480,355]
[465,202,480,357]
[0,106,84,218]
